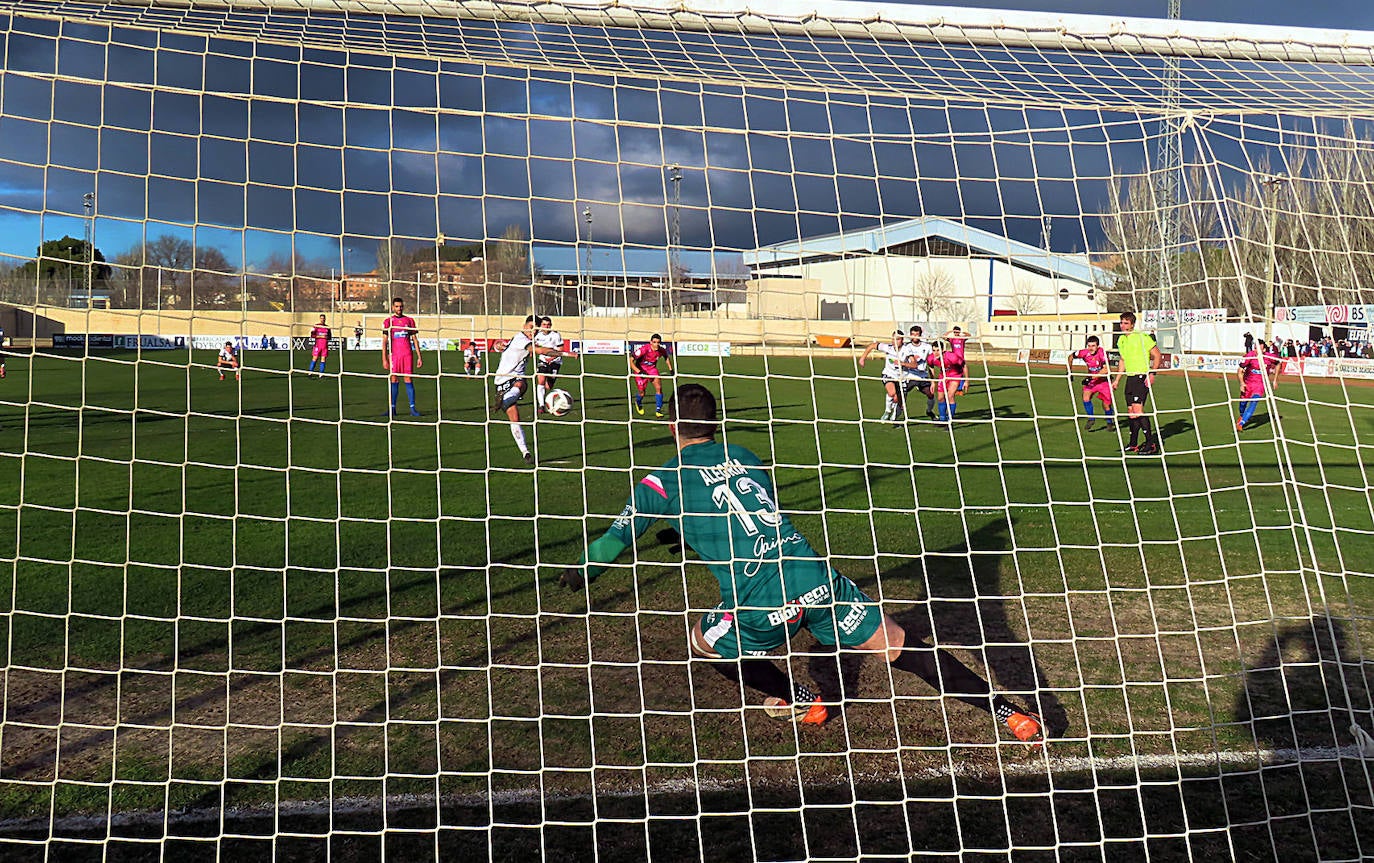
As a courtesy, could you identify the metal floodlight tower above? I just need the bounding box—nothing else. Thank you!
[582,206,593,314]
[668,164,682,319]
[83,192,95,307]
[1261,173,1290,344]
[1154,0,1183,352]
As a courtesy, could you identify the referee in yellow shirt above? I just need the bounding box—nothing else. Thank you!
[1111,311,1164,455]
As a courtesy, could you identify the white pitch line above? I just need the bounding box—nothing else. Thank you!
[4,744,1363,834]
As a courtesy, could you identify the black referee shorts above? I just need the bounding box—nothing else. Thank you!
[1124,374,1151,406]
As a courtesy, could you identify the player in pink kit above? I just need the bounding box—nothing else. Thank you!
[1236,333,1279,431]
[930,340,966,423]
[1070,335,1115,431]
[630,333,674,417]
[942,327,972,394]
[381,297,422,417]
[306,315,332,377]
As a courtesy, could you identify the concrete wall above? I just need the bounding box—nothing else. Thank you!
[13,305,914,347]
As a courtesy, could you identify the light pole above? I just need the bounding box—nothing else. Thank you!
[582,206,593,315]
[1261,173,1289,344]
[82,192,95,308]
[668,164,682,319]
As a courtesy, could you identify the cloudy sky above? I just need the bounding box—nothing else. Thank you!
[897,0,1374,30]
[0,0,1370,281]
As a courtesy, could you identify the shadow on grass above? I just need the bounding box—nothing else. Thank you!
[1157,417,1194,442]
[891,517,1070,738]
[1230,612,1374,861]
[1235,613,1373,755]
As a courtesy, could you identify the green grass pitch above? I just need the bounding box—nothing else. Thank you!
[1,346,1371,859]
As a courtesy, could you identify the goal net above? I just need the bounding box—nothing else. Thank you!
[0,0,1371,858]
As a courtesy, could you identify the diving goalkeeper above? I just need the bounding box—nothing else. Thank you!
[560,383,1043,741]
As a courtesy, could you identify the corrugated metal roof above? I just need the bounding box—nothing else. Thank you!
[743,216,1103,286]
[532,246,745,280]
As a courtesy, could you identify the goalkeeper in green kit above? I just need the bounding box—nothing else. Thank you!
[560,383,1043,742]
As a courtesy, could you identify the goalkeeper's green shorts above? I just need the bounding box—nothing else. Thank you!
[697,573,883,659]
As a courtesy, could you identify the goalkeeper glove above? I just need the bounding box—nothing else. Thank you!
[559,567,586,591]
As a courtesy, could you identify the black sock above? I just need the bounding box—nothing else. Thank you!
[713,659,793,702]
[1128,417,1141,447]
[889,645,997,714]
[1140,417,1154,444]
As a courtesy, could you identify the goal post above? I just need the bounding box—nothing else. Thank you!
[0,0,1371,859]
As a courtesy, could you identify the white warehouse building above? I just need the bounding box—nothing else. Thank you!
[743,216,1109,327]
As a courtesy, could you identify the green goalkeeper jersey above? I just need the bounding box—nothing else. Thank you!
[587,440,832,608]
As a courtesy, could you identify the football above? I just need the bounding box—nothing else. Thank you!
[544,388,573,417]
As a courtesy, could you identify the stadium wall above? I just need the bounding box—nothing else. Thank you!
[14,306,925,347]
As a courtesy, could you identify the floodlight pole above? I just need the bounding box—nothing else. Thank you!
[1153,0,1183,351]
[583,207,593,315]
[83,192,95,308]
[1261,173,1289,344]
[668,164,682,319]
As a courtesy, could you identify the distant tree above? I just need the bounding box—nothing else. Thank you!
[439,241,483,263]
[112,236,240,309]
[1097,145,1374,319]
[913,268,956,319]
[16,237,111,305]
[1009,278,1046,316]
[190,248,235,309]
[483,226,537,315]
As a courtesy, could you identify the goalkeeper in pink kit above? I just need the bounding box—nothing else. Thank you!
[1070,335,1115,431]
[381,297,422,417]
[1236,333,1279,431]
[306,315,332,377]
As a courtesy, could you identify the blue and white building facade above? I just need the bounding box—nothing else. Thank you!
[744,217,1109,325]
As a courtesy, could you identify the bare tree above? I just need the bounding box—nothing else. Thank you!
[1009,278,1046,316]
[913,268,956,319]
[1097,142,1374,318]
[483,226,537,315]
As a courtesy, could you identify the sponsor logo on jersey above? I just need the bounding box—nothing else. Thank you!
[766,584,830,627]
[839,603,870,635]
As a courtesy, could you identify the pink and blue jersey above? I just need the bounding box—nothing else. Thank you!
[1073,347,1109,381]
[632,342,668,375]
[383,315,418,374]
[1240,349,1269,397]
[310,325,331,358]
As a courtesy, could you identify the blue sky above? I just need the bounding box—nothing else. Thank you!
[899,0,1374,30]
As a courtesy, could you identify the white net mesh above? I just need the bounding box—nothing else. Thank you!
[0,0,1372,859]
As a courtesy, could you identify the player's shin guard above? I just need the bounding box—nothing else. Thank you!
[1083,400,1094,417]
[536,384,546,407]
[1128,416,1141,447]
[937,401,948,422]
[655,392,664,411]
[390,382,399,409]
[405,382,416,408]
